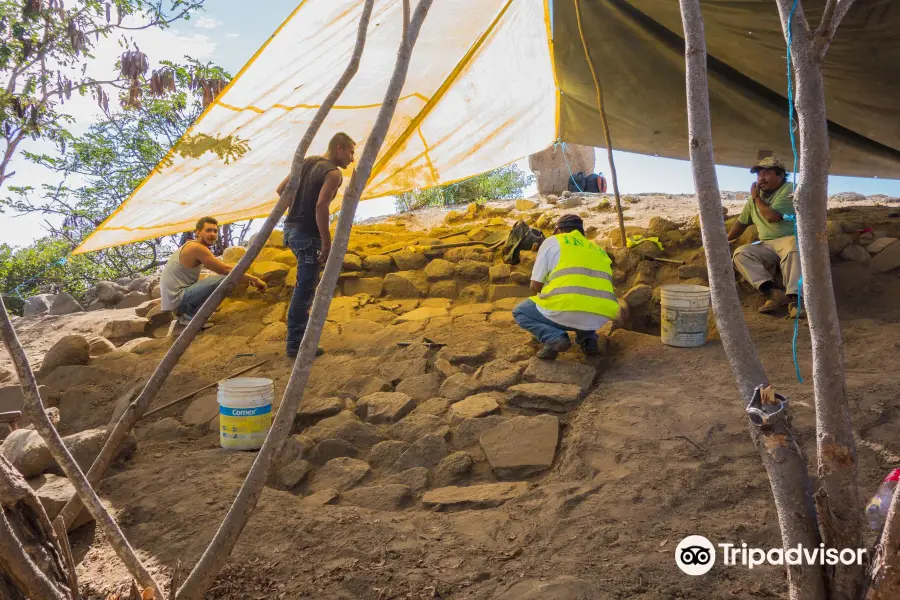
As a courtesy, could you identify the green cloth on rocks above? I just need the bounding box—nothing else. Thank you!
[738,182,795,241]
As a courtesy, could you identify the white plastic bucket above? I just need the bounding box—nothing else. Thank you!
[217,377,274,450]
[660,284,711,348]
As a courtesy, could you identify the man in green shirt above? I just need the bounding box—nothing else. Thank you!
[727,156,801,316]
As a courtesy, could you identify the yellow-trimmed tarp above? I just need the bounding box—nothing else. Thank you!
[76,0,900,254]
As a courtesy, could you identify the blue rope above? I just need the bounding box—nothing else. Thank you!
[555,139,583,192]
[785,0,804,383]
[8,257,68,301]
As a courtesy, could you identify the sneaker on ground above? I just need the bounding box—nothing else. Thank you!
[177,314,192,326]
[536,336,572,360]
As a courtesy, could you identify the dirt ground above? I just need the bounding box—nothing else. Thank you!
[5,194,900,599]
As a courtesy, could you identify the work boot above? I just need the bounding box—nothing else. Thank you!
[286,347,325,360]
[536,336,571,360]
[580,337,602,356]
[757,289,786,314]
[788,302,806,319]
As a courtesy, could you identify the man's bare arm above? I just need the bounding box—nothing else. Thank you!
[727,221,748,242]
[753,195,784,223]
[186,244,267,290]
[530,280,544,294]
[316,170,342,257]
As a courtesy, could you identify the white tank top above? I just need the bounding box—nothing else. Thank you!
[160,243,203,311]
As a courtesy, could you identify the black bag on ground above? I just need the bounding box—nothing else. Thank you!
[503,220,546,265]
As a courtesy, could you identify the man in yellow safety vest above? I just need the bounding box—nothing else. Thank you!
[513,214,619,360]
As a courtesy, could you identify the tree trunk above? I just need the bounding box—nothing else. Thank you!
[58,0,379,534]
[175,2,435,598]
[774,3,862,597]
[0,455,72,600]
[678,1,826,598]
[0,297,162,598]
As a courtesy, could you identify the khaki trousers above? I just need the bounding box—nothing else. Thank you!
[732,235,801,295]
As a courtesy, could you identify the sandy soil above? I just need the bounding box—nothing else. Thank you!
[4,196,900,599]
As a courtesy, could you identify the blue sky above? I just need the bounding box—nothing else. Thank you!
[4,0,898,247]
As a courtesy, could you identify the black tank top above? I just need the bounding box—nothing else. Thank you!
[284,156,340,238]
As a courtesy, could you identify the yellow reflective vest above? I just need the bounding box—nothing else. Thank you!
[532,230,619,318]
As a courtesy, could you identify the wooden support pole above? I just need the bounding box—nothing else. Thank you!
[573,0,627,248]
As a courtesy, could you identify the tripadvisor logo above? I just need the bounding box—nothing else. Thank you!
[676,536,716,576]
[675,535,867,576]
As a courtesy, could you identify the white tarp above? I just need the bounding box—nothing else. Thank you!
[76,0,557,253]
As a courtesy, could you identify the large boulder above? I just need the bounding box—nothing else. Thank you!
[40,335,90,374]
[528,143,595,195]
[49,293,84,315]
[391,250,427,271]
[355,392,415,425]
[480,415,559,477]
[506,383,582,413]
[250,261,290,285]
[424,259,455,281]
[432,451,475,487]
[395,373,442,403]
[87,337,117,357]
[387,414,450,444]
[383,271,429,298]
[344,277,384,297]
[117,291,151,309]
[222,246,247,264]
[1,428,136,478]
[362,254,394,273]
[23,294,55,317]
[476,359,523,390]
[309,457,371,492]
[448,393,502,423]
[523,357,596,393]
[871,240,900,273]
[438,373,477,402]
[390,434,448,472]
[29,474,94,531]
[101,317,149,339]
[342,484,413,511]
[366,440,409,471]
[94,281,128,305]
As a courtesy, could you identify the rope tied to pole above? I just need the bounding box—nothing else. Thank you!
[785,0,804,384]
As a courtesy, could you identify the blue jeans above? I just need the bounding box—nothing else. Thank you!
[512,299,599,345]
[284,228,321,355]
[179,275,225,318]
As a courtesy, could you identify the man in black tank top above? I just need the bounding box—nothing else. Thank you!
[276,132,355,359]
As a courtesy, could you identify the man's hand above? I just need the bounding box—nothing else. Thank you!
[751,182,760,199]
[250,276,267,292]
[319,244,330,266]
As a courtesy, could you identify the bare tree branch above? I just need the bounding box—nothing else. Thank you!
[0,455,72,600]
[59,0,378,539]
[678,1,827,598]
[814,0,857,57]
[175,1,433,597]
[775,1,863,597]
[0,297,163,598]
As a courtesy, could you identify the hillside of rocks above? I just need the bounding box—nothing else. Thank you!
[2,192,900,599]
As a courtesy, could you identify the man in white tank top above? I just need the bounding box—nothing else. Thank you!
[160,217,267,325]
